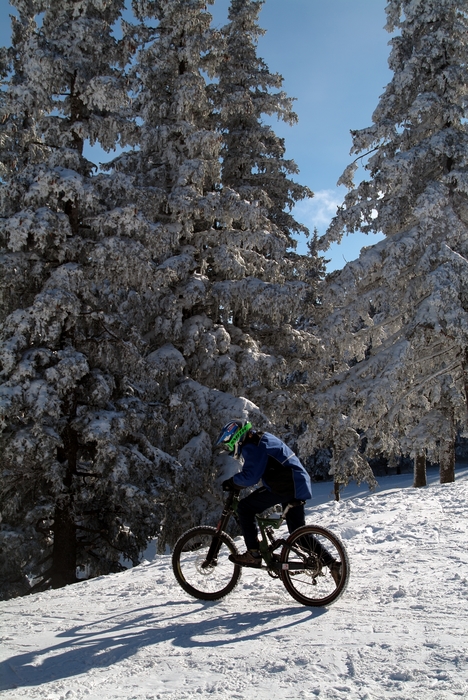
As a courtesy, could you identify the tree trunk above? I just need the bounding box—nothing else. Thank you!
[51,505,77,588]
[439,439,455,484]
[334,479,340,502]
[413,452,427,488]
[51,421,79,588]
[463,349,468,415]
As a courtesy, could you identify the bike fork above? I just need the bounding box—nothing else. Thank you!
[201,534,224,568]
[202,505,232,568]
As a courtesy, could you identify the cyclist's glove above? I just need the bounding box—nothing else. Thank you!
[222,477,242,492]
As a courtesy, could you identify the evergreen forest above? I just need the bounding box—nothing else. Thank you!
[1,0,467,599]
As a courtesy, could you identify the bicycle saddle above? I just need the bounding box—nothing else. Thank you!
[285,499,305,508]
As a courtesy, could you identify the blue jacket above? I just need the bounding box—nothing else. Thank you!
[232,431,312,500]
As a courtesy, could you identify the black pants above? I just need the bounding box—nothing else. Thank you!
[237,486,305,550]
[237,486,334,565]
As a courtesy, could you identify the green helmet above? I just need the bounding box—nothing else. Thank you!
[215,419,252,458]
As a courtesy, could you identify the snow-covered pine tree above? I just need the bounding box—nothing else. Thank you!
[0,0,183,599]
[300,0,468,491]
[211,0,322,431]
[102,0,322,537]
[216,0,312,244]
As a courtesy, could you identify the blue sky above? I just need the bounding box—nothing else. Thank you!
[0,0,392,270]
[209,0,391,270]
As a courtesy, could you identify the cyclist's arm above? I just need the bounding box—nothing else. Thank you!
[232,443,268,488]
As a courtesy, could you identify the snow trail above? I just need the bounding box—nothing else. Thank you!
[1,469,468,700]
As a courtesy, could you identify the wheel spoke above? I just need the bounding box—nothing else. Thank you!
[172,527,241,601]
[280,525,349,607]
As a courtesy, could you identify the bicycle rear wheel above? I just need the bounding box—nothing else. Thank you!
[280,525,349,607]
[172,526,242,601]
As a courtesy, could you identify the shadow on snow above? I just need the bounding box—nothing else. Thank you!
[1,599,326,690]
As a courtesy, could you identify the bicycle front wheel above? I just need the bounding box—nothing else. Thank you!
[172,526,242,601]
[280,525,350,607]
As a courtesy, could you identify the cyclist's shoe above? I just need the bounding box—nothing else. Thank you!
[229,549,262,568]
[329,561,342,585]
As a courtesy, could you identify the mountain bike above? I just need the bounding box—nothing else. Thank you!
[172,490,350,607]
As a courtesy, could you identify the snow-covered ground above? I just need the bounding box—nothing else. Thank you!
[1,467,468,700]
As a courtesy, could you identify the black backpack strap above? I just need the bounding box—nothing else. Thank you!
[243,430,263,447]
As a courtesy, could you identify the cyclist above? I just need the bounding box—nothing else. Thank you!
[215,419,341,583]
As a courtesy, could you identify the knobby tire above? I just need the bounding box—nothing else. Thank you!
[280,524,350,607]
[172,526,242,601]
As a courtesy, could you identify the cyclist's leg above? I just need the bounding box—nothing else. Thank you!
[284,502,335,566]
[237,487,281,550]
[283,501,306,533]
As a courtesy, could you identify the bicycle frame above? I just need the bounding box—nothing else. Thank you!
[205,491,306,572]
[255,511,288,567]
